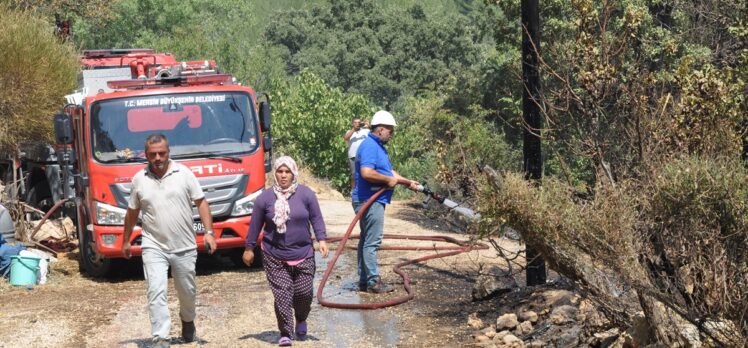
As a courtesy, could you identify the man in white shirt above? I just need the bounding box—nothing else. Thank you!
[122,134,217,347]
[343,116,370,189]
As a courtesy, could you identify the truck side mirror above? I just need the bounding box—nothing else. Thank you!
[265,156,272,173]
[263,136,272,152]
[263,136,272,173]
[54,113,74,144]
[259,100,271,133]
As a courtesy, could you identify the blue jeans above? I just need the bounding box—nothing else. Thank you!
[352,201,386,288]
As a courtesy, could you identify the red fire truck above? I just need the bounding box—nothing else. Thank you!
[51,48,271,276]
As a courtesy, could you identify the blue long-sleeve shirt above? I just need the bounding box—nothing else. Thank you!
[245,185,327,261]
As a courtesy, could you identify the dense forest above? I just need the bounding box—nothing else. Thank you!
[1,0,747,345]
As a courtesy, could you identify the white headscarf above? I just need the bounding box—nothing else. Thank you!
[272,156,299,234]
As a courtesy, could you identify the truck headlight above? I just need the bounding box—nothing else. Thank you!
[231,189,262,217]
[95,201,127,225]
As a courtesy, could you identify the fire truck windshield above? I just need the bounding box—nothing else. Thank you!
[90,92,260,163]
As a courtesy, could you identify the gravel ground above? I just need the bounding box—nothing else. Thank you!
[0,198,512,347]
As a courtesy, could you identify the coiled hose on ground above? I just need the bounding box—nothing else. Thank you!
[316,179,488,309]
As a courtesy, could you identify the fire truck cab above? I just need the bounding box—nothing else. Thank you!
[54,49,271,276]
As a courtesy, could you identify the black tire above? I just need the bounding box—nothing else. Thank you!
[228,247,263,268]
[78,217,114,278]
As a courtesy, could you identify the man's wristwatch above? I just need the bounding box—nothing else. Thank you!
[205,230,215,236]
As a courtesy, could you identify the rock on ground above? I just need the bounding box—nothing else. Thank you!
[496,313,520,331]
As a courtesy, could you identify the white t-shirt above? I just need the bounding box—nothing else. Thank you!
[347,128,370,159]
[128,161,205,253]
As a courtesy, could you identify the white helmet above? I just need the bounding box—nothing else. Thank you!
[370,110,397,127]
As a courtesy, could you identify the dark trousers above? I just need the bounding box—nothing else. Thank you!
[262,251,316,337]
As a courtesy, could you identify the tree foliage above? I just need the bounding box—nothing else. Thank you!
[270,71,371,193]
[477,0,748,343]
[263,0,482,107]
[488,0,747,186]
[389,96,520,199]
[5,0,115,21]
[0,5,78,153]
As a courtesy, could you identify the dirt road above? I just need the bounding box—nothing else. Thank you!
[0,198,507,347]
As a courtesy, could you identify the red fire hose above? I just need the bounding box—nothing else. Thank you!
[316,179,488,309]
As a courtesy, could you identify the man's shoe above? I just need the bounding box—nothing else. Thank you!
[367,281,395,293]
[181,320,196,343]
[152,336,170,348]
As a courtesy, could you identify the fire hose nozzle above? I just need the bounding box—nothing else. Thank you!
[415,183,478,221]
[416,183,444,204]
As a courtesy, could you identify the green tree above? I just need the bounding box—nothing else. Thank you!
[5,0,115,23]
[390,95,520,199]
[263,0,481,107]
[486,0,747,185]
[271,70,371,193]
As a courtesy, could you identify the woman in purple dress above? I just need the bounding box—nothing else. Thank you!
[243,156,329,347]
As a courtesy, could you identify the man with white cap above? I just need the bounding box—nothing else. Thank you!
[352,110,419,293]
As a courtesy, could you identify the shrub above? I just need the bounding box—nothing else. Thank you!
[476,156,748,344]
[642,157,748,323]
[0,5,78,153]
[270,70,371,193]
[391,96,520,200]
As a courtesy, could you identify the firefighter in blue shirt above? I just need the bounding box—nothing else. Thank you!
[351,110,419,293]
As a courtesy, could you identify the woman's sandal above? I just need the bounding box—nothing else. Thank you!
[278,336,293,346]
[295,322,307,339]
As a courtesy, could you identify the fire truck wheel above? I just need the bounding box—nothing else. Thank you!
[79,227,114,277]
